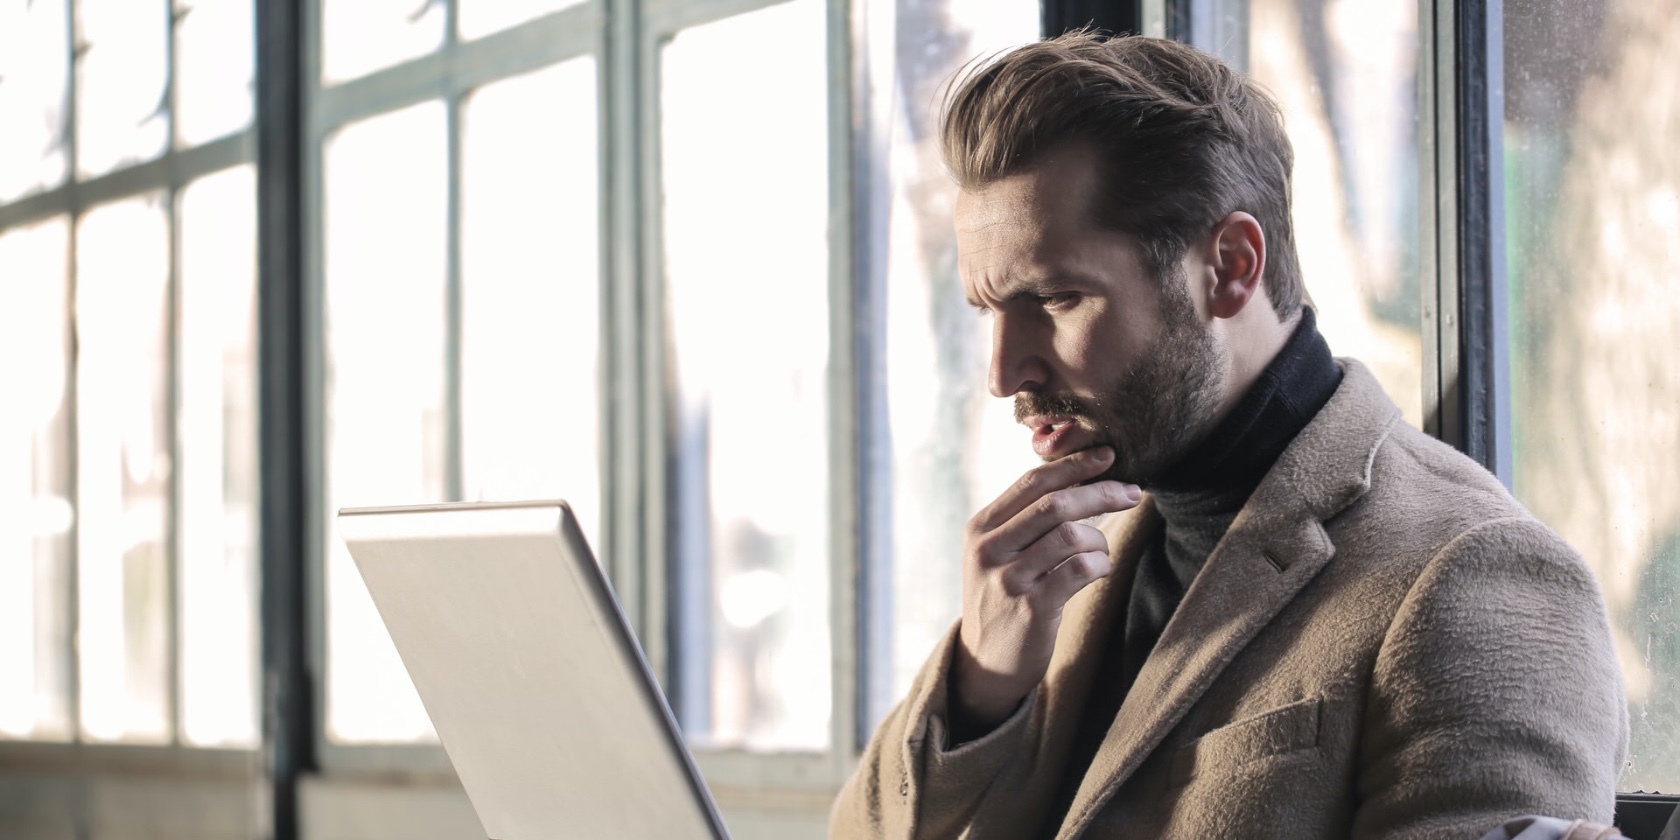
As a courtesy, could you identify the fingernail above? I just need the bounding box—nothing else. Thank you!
[1092,446,1115,462]
[1123,484,1142,502]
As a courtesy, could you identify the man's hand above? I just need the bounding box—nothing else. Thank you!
[951,446,1142,730]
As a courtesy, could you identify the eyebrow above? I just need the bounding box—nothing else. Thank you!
[965,277,1068,310]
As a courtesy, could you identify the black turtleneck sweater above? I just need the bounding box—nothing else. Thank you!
[1042,307,1342,832]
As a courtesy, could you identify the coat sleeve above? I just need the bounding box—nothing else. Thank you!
[830,621,1037,840]
[1352,516,1630,840]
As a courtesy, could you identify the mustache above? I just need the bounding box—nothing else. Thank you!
[1014,391,1102,423]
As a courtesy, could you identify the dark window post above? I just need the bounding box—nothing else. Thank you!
[1453,0,1513,484]
[1044,0,1143,37]
[255,0,314,837]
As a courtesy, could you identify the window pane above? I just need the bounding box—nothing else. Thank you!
[0,217,74,742]
[0,0,70,202]
[177,165,259,748]
[1213,0,1425,427]
[75,0,169,178]
[460,58,601,547]
[1505,0,1680,792]
[882,0,1041,713]
[458,0,584,41]
[321,0,446,85]
[76,196,173,744]
[661,0,830,751]
[323,102,448,744]
[175,0,254,147]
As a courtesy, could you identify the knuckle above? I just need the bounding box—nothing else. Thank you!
[1062,553,1095,580]
[1037,491,1069,520]
[1054,520,1084,547]
[999,571,1031,598]
[1079,551,1113,579]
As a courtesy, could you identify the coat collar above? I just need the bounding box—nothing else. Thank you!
[1052,359,1401,839]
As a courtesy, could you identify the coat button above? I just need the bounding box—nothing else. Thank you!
[899,778,909,797]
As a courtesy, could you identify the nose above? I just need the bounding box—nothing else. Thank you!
[987,312,1051,398]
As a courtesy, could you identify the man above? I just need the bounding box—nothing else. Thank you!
[831,32,1627,839]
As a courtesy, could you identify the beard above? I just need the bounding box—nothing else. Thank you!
[1014,282,1226,487]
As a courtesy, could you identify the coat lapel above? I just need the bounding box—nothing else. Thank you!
[1054,360,1401,839]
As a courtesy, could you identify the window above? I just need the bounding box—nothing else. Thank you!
[0,0,260,751]
[311,2,604,757]
[0,0,260,832]
[1195,0,1425,428]
[660,0,833,754]
[1505,0,1680,792]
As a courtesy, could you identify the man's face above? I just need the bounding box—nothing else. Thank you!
[956,143,1227,486]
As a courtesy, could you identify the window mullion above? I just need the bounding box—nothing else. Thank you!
[826,0,860,771]
[445,92,465,503]
[165,0,184,751]
[601,0,644,640]
[63,0,84,748]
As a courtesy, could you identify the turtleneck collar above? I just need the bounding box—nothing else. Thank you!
[1150,306,1342,508]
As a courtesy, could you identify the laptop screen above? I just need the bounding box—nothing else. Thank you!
[339,501,729,840]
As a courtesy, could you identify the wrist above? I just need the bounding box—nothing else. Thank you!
[949,645,1026,731]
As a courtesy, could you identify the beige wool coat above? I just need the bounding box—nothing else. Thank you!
[832,360,1629,840]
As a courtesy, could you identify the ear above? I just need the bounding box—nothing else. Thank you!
[1207,211,1266,320]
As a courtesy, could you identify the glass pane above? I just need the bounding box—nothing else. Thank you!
[0,0,70,202]
[175,0,255,147]
[882,0,1042,713]
[0,217,74,742]
[76,196,173,744]
[75,0,170,178]
[1505,0,1680,792]
[458,0,583,41]
[321,0,445,85]
[177,165,259,748]
[661,0,831,751]
[323,102,448,744]
[1213,0,1425,427]
[460,58,601,547]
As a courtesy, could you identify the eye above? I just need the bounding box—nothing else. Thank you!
[1038,292,1081,311]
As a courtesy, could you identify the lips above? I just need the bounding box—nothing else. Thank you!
[1025,414,1089,460]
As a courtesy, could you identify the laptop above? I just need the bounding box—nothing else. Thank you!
[337,500,732,840]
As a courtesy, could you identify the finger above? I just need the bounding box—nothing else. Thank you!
[992,480,1140,553]
[1030,549,1114,613]
[998,520,1109,591]
[970,447,1117,534]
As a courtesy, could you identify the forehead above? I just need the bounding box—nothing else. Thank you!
[954,144,1132,296]
[955,145,1099,244]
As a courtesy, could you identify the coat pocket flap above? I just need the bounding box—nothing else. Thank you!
[1166,696,1322,786]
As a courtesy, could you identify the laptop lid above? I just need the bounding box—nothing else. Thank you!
[338,500,730,840]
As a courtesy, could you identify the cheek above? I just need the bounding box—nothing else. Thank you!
[1052,310,1126,389]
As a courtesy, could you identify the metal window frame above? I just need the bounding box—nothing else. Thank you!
[0,0,260,778]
